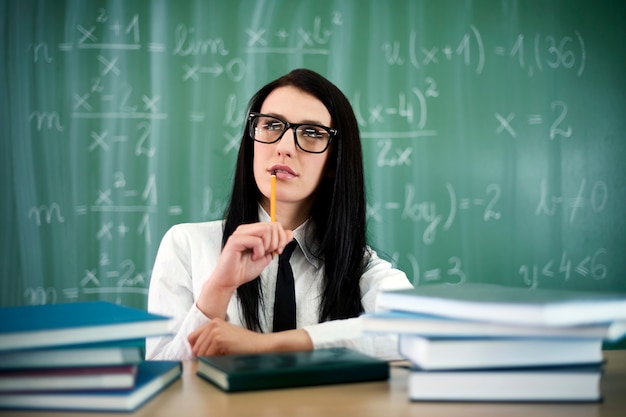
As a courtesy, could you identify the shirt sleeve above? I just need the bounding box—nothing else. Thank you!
[145,224,211,361]
[303,249,413,360]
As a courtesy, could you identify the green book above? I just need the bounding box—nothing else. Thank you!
[196,347,389,392]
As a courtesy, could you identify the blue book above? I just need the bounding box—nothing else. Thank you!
[0,302,172,352]
[0,361,182,412]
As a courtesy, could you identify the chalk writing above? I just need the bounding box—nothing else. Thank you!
[28,204,65,226]
[76,174,181,246]
[354,83,439,139]
[367,182,501,245]
[71,82,167,120]
[181,58,245,82]
[383,25,485,74]
[519,248,608,288]
[29,42,53,63]
[387,27,586,78]
[494,31,586,77]
[29,111,64,132]
[173,25,230,56]
[376,139,413,167]
[24,287,57,305]
[495,100,572,140]
[60,259,150,301]
[395,253,467,286]
[77,13,140,49]
[535,178,608,224]
[245,15,336,54]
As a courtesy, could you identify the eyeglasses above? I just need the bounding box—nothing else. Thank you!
[248,112,337,154]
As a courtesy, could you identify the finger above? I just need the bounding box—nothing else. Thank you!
[266,222,292,254]
[282,229,294,251]
[201,328,226,356]
[231,222,275,238]
[192,329,214,357]
[268,223,281,254]
[224,233,267,260]
[228,222,292,259]
[188,325,207,354]
[256,223,285,259]
[188,326,202,345]
[277,228,294,254]
[196,337,213,357]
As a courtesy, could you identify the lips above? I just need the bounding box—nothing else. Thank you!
[270,164,297,179]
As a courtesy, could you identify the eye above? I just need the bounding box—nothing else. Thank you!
[300,126,326,139]
[256,116,284,131]
[264,121,284,131]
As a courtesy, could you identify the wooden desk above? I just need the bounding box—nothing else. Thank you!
[3,350,625,417]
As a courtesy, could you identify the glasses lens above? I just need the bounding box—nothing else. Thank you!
[295,125,331,153]
[251,115,286,143]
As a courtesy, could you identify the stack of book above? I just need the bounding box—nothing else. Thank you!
[0,301,182,412]
[365,283,626,402]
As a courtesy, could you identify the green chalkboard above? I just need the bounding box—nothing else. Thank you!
[2,0,625,310]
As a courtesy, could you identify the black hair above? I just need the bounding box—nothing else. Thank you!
[222,68,367,331]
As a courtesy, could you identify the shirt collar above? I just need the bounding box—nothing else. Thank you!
[257,205,323,269]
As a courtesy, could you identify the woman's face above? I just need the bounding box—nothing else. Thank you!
[253,85,332,221]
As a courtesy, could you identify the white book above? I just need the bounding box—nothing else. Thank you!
[362,311,615,339]
[407,365,602,402]
[399,334,603,370]
[376,283,626,327]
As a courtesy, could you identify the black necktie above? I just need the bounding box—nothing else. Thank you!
[272,240,298,332]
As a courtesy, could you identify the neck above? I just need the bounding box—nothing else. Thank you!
[262,199,311,230]
[277,205,309,230]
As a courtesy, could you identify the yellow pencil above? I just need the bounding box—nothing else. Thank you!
[270,174,277,258]
[270,174,277,222]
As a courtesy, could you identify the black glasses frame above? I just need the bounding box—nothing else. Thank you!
[248,112,337,154]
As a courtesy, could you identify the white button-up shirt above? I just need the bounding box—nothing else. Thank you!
[146,209,413,361]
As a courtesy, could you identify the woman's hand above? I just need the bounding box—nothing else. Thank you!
[196,222,294,320]
[213,222,294,289]
[187,318,313,357]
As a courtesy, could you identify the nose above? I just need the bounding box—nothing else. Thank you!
[275,127,298,157]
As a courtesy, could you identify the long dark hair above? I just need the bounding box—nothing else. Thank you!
[222,68,367,332]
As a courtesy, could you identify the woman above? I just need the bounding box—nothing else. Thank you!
[146,68,412,361]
